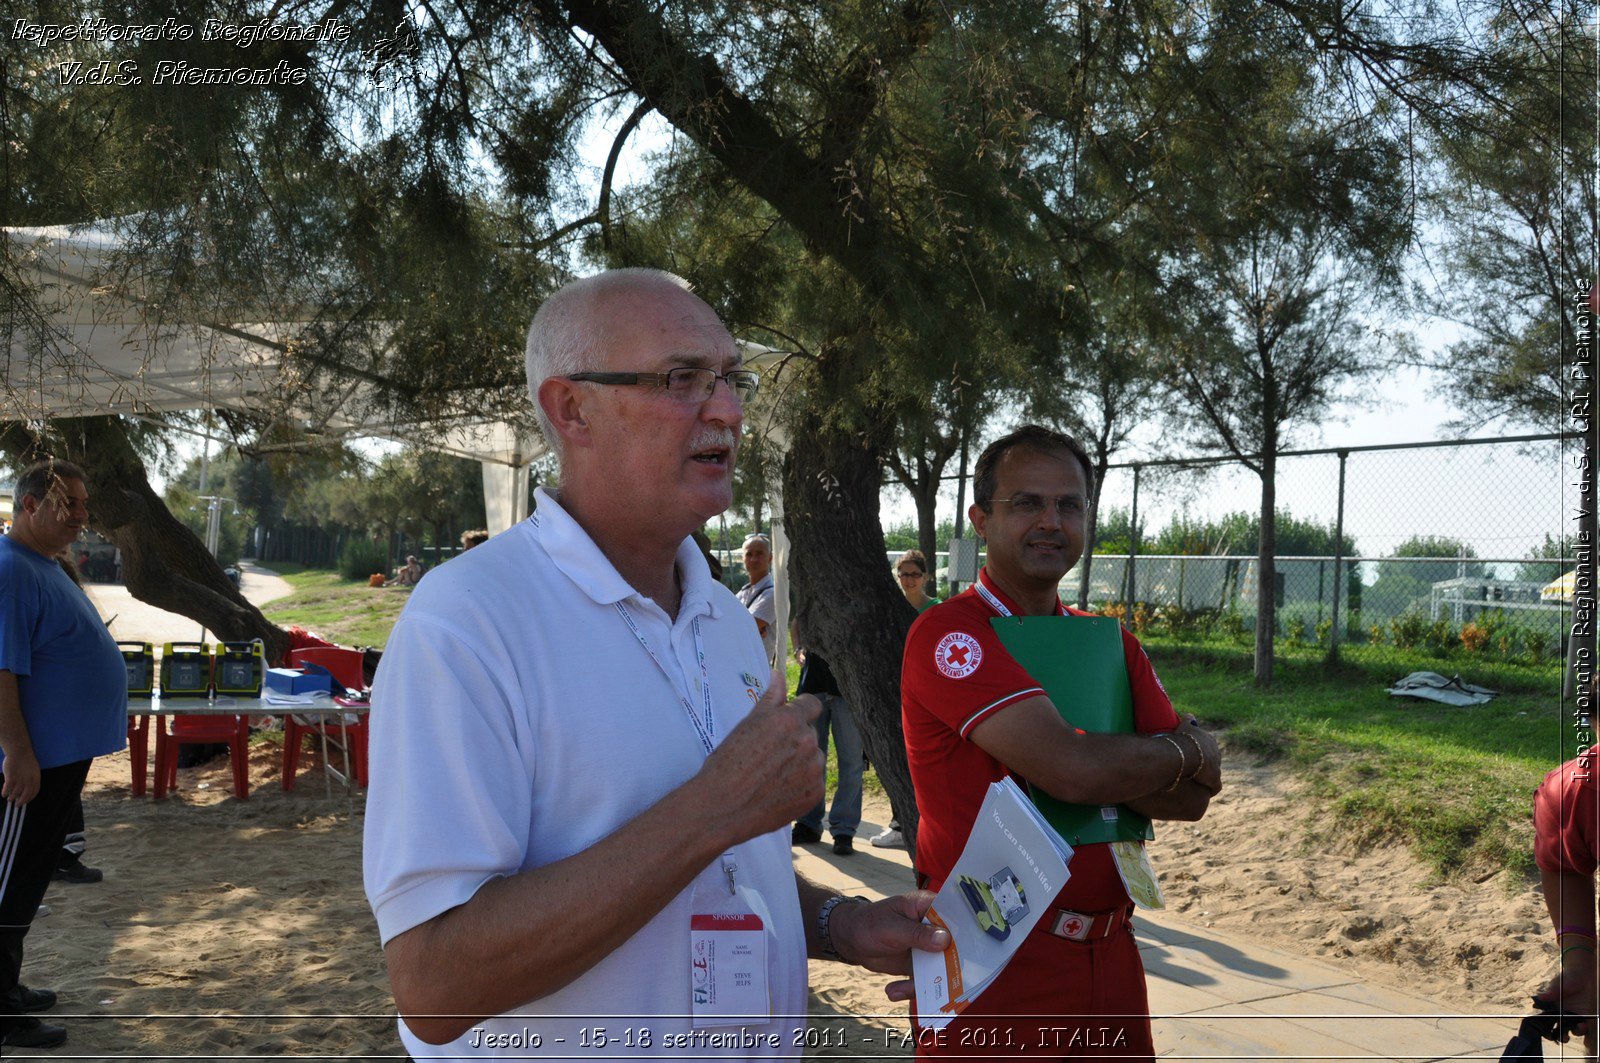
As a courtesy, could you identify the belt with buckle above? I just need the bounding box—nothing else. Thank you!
[1047,905,1131,942]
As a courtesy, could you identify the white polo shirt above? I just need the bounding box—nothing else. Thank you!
[364,488,806,1060]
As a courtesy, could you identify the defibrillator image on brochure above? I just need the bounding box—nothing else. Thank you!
[956,868,1028,941]
[913,778,1073,1029]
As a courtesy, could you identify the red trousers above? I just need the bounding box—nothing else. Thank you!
[915,919,1154,1060]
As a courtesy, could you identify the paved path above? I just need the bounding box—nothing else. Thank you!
[792,829,1514,1061]
[83,560,292,645]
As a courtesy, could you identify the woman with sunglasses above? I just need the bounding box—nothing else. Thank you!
[872,550,943,851]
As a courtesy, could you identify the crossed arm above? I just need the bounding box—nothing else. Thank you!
[969,696,1222,822]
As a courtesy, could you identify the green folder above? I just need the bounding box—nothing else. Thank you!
[989,614,1155,846]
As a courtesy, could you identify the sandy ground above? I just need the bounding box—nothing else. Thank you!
[24,741,1551,1059]
[1152,757,1552,1016]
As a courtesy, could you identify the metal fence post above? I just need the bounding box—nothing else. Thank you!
[1329,449,1348,660]
[1125,465,1142,605]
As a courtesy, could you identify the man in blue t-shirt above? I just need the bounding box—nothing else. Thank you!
[0,460,126,1049]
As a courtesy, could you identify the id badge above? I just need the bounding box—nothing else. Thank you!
[688,881,771,1027]
[1109,839,1165,910]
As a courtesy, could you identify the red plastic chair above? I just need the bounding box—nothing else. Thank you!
[153,707,251,800]
[127,716,150,796]
[281,647,369,790]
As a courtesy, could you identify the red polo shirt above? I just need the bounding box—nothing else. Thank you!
[901,568,1179,910]
[1535,756,1600,876]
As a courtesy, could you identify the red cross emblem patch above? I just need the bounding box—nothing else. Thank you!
[935,632,983,679]
[1053,911,1090,941]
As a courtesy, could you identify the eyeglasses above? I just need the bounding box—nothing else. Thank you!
[983,494,1087,517]
[896,570,924,580]
[565,366,759,404]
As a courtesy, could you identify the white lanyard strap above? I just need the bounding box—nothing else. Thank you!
[615,601,717,757]
[975,577,1066,618]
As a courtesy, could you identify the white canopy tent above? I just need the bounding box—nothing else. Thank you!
[5,220,556,531]
[4,220,793,549]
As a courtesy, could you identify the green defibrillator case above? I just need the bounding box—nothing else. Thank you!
[159,642,213,698]
[119,641,155,696]
[213,640,265,697]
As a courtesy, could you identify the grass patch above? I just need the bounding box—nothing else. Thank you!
[1153,649,1557,883]
[1142,633,1560,695]
[260,568,411,648]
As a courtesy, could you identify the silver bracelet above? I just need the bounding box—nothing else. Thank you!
[817,894,868,963]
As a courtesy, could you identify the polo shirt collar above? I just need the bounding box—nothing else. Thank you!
[529,487,720,620]
[976,566,1064,618]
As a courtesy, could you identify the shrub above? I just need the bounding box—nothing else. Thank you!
[1460,621,1490,654]
[1424,618,1455,657]
[1315,618,1333,647]
[1220,610,1248,644]
[1390,611,1428,649]
[339,539,389,582]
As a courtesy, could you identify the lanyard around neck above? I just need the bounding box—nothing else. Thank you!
[975,577,1066,619]
[615,601,717,757]
[531,508,718,756]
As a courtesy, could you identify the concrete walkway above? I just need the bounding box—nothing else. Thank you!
[792,830,1514,1062]
[82,560,292,645]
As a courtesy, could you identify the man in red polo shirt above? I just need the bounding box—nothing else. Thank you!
[902,424,1222,1059]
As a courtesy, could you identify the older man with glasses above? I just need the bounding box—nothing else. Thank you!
[364,268,948,1060]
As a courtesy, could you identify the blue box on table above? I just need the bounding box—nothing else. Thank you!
[264,664,335,696]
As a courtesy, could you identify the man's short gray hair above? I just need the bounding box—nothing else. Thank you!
[16,458,87,503]
[524,268,694,457]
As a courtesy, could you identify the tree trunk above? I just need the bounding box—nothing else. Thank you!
[2,417,291,663]
[1254,450,1276,685]
[913,484,938,598]
[1077,451,1111,610]
[782,420,921,858]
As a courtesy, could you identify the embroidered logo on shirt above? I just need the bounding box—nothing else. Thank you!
[935,632,983,679]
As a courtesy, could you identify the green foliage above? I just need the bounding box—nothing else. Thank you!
[1389,610,1429,650]
[261,569,411,649]
[1514,533,1575,585]
[1425,18,1595,434]
[1147,508,1358,558]
[1367,536,1489,618]
[337,539,389,582]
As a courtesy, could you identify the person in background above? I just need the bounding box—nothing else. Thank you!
[896,548,942,613]
[790,621,865,856]
[871,548,943,851]
[459,529,489,551]
[1532,752,1600,1054]
[393,555,424,585]
[0,460,126,1049]
[736,532,777,664]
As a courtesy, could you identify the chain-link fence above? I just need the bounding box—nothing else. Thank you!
[1074,434,1574,686]
[866,435,1574,687]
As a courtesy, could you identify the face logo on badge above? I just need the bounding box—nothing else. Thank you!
[935,632,983,679]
